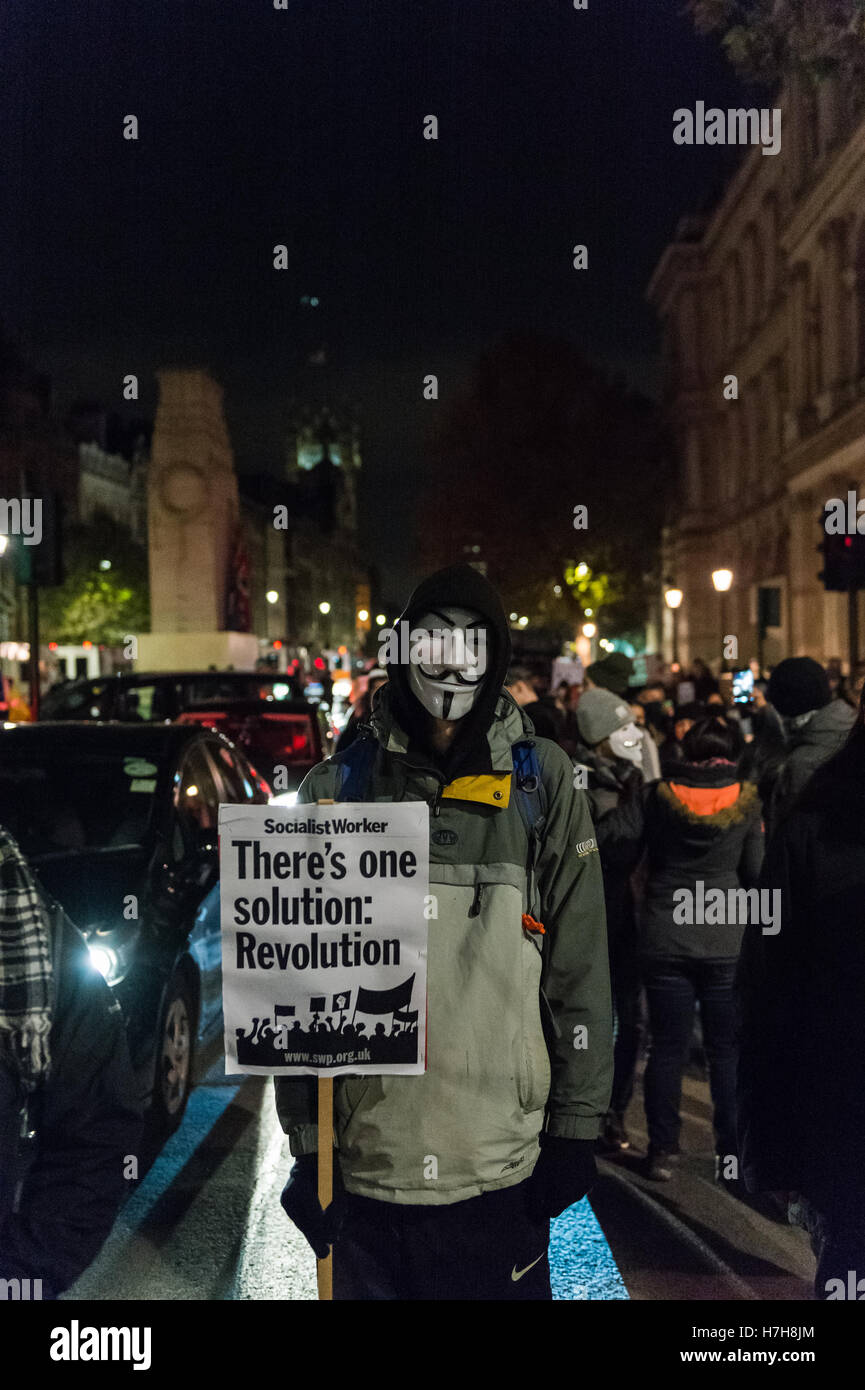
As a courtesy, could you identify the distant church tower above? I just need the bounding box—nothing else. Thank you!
[287,403,360,535]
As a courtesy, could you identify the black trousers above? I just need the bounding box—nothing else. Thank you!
[332,1180,552,1300]
[609,917,643,1117]
[642,956,738,1157]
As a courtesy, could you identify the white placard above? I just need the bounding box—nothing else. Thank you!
[219,801,429,1076]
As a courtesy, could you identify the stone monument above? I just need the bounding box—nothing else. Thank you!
[136,368,260,672]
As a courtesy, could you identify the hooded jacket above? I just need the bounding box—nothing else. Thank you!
[275,567,612,1205]
[737,739,865,1214]
[573,744,643,951]
[768,698,855,834]
[594,762,764,959]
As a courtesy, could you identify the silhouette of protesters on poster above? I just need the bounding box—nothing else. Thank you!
[235,976,418,1068]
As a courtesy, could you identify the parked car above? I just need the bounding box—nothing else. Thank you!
[39,670,334,794]
[40,669,305,722]
[175,698,327,800]
[0,722,269,1135]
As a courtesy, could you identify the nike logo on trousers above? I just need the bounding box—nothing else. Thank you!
[511,1252,545,1282]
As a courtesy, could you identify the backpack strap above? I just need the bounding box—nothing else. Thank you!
[511,741,548,919]
[511,740,548,839]
[334,728,379,802]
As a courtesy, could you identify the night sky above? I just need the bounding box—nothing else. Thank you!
[1,0,754,600]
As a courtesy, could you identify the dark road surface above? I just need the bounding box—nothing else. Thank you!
[64,1054,813,1302]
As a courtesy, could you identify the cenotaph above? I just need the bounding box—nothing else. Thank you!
[136,368,260,671]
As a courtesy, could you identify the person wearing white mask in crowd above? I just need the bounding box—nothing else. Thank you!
[573,689,646,1153]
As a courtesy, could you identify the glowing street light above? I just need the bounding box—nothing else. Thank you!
[357,609,369,623]
[375,613,386,626]
[266,589,279,605]
[518,616,529,628]
[711,570,734,671]
[99,558,111,571]
[664,584,683,665]
[582,622,597,638]
[318,601,331,614]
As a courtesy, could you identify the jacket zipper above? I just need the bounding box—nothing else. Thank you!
[468,883,485,917]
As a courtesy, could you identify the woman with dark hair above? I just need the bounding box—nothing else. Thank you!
[596,716,763,1181]
[737,690,865,1298]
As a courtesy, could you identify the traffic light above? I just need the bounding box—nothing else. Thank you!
[817,504,865,591]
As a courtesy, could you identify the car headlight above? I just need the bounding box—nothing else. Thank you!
[86,935,132,986]
[269,790,299,808]
[88,944,119,982]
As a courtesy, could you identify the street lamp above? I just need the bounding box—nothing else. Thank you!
[266,590,279,605]
[711,569,734,672]
[318,601,331,614]
[582,622,597,638]
[664,585,683,668]
[375,613,386,626]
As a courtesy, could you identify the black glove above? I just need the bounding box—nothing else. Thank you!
[524,1135,597,1223]
[280,1153,345,1259]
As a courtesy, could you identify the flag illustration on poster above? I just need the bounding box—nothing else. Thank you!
[219,801,429,1076]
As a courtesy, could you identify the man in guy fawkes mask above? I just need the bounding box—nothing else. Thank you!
[277,565,612,1300]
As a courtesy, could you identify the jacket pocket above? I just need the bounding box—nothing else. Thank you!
[519,932,551,1114]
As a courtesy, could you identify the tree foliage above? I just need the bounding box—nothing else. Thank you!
[688,0,865,85]
[39,511,149,646]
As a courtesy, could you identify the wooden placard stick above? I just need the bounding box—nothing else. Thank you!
[316,798,336,1302]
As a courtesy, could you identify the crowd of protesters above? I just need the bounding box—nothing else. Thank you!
[2,583,861,1300]
[508,647,862,1298]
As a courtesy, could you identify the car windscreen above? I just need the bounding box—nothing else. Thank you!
[181,676,297,704]
[177,708,316,761]
[40,680,111,720]
[0,750,161,857]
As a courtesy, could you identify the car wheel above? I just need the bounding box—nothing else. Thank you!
[151,976,195,1134]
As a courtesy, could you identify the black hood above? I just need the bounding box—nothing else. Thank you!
[386,564,512,780]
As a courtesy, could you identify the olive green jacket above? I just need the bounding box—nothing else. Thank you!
[275,688,612,1205]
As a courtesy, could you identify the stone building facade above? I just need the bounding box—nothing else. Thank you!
[648,73,865,672]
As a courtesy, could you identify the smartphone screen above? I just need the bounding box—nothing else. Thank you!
[732,669,754,703]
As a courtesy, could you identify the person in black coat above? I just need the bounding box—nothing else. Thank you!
[765,657,855,837]
[0,828,142,1298]
[598,717,763,1181]
[574,688,646,1152]
[737,693,865,1299]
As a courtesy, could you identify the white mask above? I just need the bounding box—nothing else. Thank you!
[407,606,488,720]
[609,721,643,766]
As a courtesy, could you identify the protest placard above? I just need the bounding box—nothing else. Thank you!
[219,800,429,1077]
